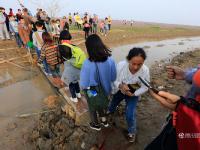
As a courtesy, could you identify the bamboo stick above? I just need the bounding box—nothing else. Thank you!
[0,54,29,64]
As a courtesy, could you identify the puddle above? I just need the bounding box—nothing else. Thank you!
[112,37,200,66]
[0,74,55,129]
[0,65,56,148]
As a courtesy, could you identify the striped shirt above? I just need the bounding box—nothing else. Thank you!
[112,60,150,96]
[39,44,59,66]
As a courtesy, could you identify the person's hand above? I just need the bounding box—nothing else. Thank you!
[125,91,134,97]
[119,83,134,97]
[37,62,43,67]
[166,66,185,80]
[150,90,180,110]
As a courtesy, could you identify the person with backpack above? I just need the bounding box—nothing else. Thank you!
[80,34,117,131]
[32,21,44,57]
[59,30,86,103]
[33,21,51,75]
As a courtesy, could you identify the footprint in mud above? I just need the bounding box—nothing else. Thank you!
[156,44,165,47]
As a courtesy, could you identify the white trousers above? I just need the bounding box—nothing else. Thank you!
[0,23,10,40]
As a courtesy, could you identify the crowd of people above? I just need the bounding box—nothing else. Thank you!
[0,6,200,149]
[0,7,112,44]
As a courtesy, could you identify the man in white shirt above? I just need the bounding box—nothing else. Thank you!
[108,48,150,143]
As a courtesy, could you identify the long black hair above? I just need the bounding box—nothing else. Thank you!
[85,34,111,62]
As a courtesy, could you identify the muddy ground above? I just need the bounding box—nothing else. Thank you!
[27,49,199,150]
[0,22,200,150]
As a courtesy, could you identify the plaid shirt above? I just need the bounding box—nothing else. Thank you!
[39,43,60,66]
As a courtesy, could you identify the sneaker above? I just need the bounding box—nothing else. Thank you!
[76,93,81,98]
[37,63,43,68]
[70,97,78,103]
[101,120,109,127]
[44,72,52,76]
[89,122,101,131]
[127,133,136,143]
[44,71,48,76]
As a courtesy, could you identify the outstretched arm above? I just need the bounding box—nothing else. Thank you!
[150,90,180,110]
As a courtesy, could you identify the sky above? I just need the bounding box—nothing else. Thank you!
[0,0,200,26]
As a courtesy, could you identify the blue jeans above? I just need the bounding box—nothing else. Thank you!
[35,47,51,74]
[43,59,51,74]
[14,32,23,47]
[49,64,60,77]
[108,91,139,134]
[35,47,41,59]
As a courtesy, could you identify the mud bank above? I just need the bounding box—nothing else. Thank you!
[29,49,200,150]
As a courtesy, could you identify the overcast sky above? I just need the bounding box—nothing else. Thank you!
[0,0,200,26]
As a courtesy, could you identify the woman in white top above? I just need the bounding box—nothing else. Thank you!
[108,47,150,143]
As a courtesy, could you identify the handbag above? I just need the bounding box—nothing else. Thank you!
[85,63,109,112]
